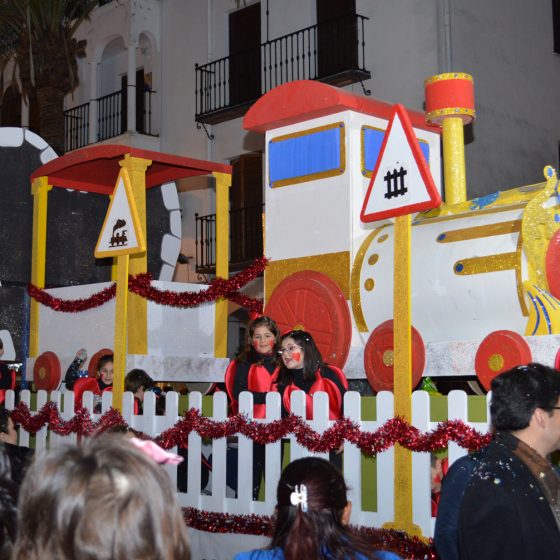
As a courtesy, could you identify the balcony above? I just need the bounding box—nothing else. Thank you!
[195,204,264,275]
[195,13,370,125]
[64,88,157,153]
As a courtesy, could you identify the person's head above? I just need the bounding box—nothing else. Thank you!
[125,369,154,402]
[491,363,560,455]
[0,408,16,447]
[430,454,443,494]
[279,330,323,379]
[13,434,190,560]
[96,354,114,385]
[248,315,280,356]
[271,457,377,560]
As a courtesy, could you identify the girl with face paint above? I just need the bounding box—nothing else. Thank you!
[275,330,348,421]
[225,316,280,499]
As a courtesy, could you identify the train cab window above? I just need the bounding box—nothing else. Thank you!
[268,122,346,188]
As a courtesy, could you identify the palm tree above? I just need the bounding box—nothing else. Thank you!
[0,0,98,154]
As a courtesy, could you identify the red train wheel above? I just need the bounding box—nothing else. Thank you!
[363,320,425,392]
[546,229,560,299]
[475,330,532,391]
[264,271,352,368]
[88,348,113,378]
[33,351,61,391]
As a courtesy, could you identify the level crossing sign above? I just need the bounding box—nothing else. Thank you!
[360,104,440,222]
[94,167,146,258]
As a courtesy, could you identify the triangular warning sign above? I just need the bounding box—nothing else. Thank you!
[94,168,146,258]
[360,104,441,222]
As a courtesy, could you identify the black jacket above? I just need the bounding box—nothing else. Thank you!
[458,432,560,560]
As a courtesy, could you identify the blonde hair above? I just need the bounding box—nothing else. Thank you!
[13,435,190,560]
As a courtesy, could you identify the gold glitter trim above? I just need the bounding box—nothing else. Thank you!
[453,252,517,275]
[521,166,560,292]
[415,202,528,225]
[361,125,429,178]
[351,224,391,332]
[382,349,394,367]
[515,231,529,316]
[436,220,521,243]
[269,122,346,188]
[425,107,476,124]
[264,252,350,302]
[424,72,474,86]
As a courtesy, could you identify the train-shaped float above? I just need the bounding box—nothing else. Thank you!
[5,76,560,394]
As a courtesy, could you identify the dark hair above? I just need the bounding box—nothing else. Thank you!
[0,456,17,560]
[97,354,113,372]
[270,457,378,560]
[0,409,9,437]
[13,435,190,560]
[490,363,560,430]
[125,369,154,393]
[236,316,280,364]
[0,340,3,351]
[276,330,324,389]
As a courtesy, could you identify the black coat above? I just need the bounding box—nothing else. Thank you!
[458,433,560,560]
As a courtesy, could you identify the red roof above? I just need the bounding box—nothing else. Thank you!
[243,80,439,134]
[31,145,232,195]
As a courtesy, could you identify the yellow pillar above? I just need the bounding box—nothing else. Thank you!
[118,154,152,355]
[213,171,232,358]
[29,176,53,357]
[112,254,130,411]
[383,214,422,537]
[442,117,468,205]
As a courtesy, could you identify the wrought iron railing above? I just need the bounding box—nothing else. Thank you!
[97,90,125,142]
[195,204,264,273]
[195,13,370,123]
[63,89,157,150]
[64,102,89,152]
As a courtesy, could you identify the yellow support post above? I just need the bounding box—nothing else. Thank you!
[442,117,468,205]
[118,154,151,355]
[29,176,52,357]
[112,254,130,411]
[213,171,232,358]
[383,214,422,537]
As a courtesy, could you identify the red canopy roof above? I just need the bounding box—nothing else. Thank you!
[243,80,439,134]
[31,145,232,195]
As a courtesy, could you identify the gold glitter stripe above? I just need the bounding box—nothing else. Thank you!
[415,202,528,225]
[454,252,517,275]
[515,232,529,316]
[424,72,473,86]
[269,122,346,188]
[264,252,350,303]
[350,224,391,332]
[436,220,521,243]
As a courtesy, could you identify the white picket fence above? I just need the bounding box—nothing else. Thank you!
[4,388,491,538]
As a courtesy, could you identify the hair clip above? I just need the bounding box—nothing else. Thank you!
[290,484,308,512]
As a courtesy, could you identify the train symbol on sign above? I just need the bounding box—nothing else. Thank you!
[109,218,128,247]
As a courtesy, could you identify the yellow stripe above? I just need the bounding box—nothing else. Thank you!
[437,220,520,243]
[454,252,517,275]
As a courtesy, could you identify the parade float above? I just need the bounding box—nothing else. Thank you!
[3,73,560,559]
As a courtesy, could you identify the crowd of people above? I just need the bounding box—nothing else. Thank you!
[2,318,560,559]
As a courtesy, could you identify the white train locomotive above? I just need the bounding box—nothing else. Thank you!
[244,79,560,391]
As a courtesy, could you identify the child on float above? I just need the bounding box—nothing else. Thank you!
[65,352,113,412]
[276,330,347,420]
[226,315,280,416]
[234,456,401,560]
[224,315,280,499]
[124,368,166,415]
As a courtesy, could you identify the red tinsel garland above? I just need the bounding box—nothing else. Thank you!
[26,282,117,312]
[26,256,267,313]
[10,402,491,454]
[182,508,435,559]
[128,256,267,309]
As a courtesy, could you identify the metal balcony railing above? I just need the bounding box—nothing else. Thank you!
[97,90,125,142]
[195,204,264,274]
[64,102,89,152]
[63,89,157,151]
[195,13,370,124]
